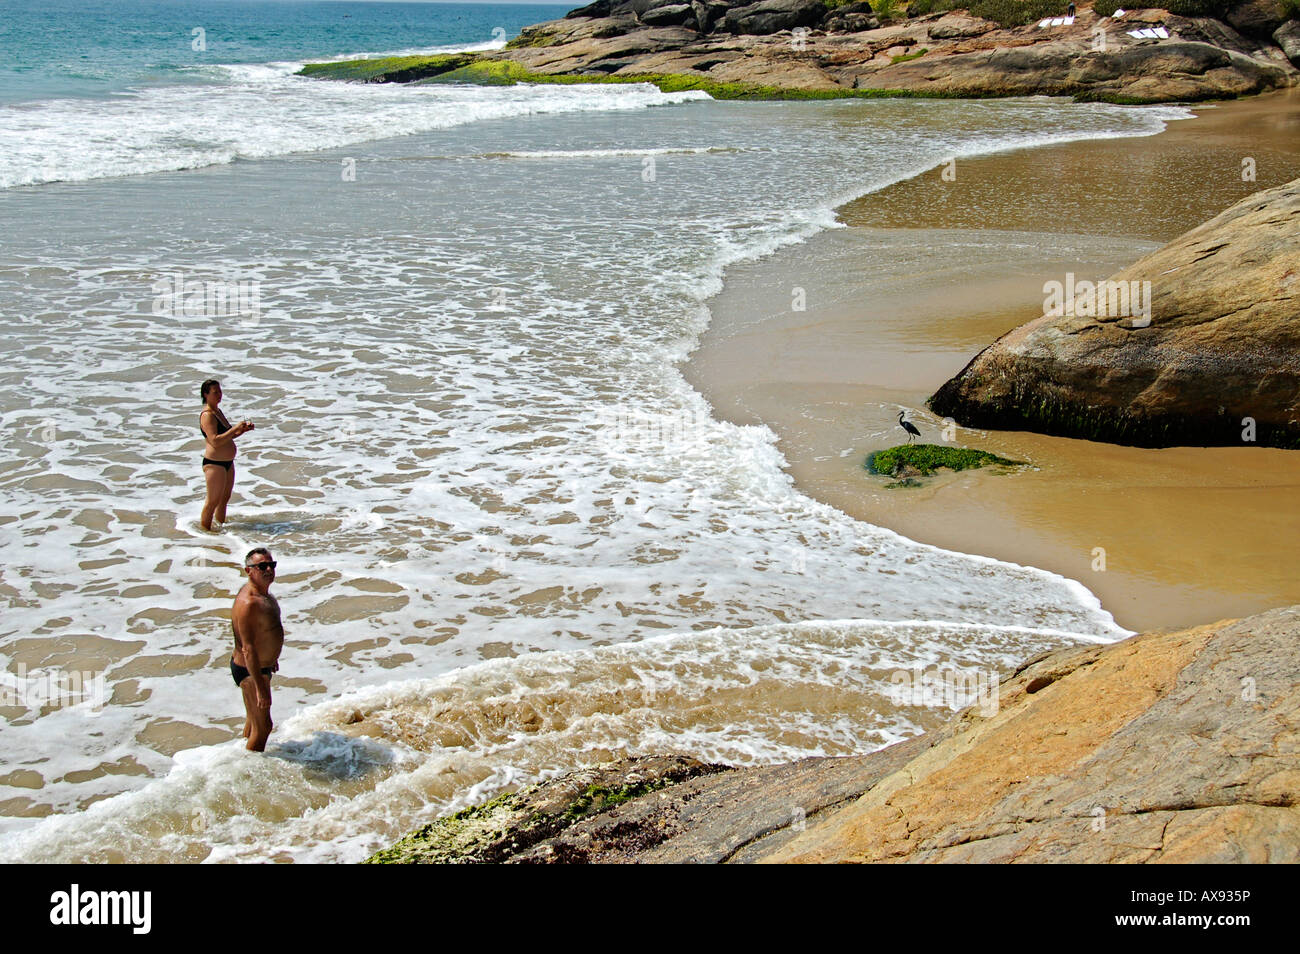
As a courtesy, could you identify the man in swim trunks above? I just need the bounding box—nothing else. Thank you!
[232,547,284,752]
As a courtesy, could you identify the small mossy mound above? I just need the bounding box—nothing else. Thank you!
[892,48,929,64]
[419,58,544,86]
[503,27,564,50]
[364,789,529,864]
[561,778,680,822]
[866,443,1024,478]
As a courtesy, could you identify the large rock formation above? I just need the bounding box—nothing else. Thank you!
[301,5,1298,104]
[368,604,1300,862]
[483,4,1297,102]
[1276,18,1300,64]
[929,177,1300,448]
[723,0,830,35]
[765,605,1300,863]
[1226,0,1292,39]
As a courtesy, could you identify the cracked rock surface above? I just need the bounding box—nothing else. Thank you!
[767,605,1300,863]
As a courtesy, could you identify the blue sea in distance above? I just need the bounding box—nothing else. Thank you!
[0,0,573,105]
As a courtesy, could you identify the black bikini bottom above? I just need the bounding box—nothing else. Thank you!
[203,458,233,470]
[231,658,278,687]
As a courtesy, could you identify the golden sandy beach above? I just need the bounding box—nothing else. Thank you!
[686,90,1300,633]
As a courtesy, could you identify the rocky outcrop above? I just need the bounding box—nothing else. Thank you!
[723,0,829,35]
[480,4,1297,102]
[929,177,1300,449]
[370,605,1300,863]
[301,4,1298,103]
[823,1,881,34]
[850,36,1291,100]
[1276,18,1300,64]
[926,13,994,39]
[1225,0,1291,39]
[765,604,1300,863]
[642,3,697,27]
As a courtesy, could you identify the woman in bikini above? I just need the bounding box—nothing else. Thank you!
[199,379,253,531]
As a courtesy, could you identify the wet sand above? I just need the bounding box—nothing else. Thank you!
[685,90,1300,633]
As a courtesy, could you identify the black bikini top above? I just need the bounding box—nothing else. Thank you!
[201,408,232,439]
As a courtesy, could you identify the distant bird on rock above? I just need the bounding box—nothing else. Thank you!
[898,411,921,443]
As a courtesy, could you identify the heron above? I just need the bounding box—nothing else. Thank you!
[898,411,921,443]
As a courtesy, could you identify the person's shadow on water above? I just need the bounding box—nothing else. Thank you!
[265,731,399,783]
[223,517,322,535]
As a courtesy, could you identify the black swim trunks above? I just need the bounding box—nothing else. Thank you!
[231,658,278,687]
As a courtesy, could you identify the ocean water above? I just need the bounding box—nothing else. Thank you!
[0,0,1192,862]
[0,0,563,105]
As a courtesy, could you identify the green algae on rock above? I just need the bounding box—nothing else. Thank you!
[866,443,1024,482]
[295,53,951,100]
[891,47,929,63]
[365,755,723,863]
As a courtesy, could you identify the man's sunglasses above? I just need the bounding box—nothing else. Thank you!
[246,561,277,572]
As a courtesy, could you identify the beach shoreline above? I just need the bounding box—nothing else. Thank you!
[684,89,1300,633]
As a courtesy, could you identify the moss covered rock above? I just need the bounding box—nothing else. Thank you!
[866,443,1024,482]
[365,755,722,863]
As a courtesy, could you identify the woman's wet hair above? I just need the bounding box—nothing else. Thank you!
[200,379,220,400]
